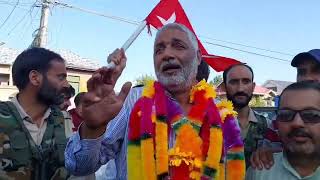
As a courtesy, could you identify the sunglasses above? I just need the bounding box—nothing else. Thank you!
[276,109,320,123]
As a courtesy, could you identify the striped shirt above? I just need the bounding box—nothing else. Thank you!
[65,87,243,179]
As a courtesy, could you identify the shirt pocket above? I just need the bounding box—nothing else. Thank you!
[9,130,31,166]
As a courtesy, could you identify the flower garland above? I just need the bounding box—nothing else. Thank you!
[216,100,238,122]
[127,80,245,180]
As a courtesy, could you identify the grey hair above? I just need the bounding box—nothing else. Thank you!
[155,23,199,51]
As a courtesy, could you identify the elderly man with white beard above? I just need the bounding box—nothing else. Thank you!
[65,23,245,180]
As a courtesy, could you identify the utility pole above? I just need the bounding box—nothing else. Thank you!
[38,0,50,47]
[31,0,50,47]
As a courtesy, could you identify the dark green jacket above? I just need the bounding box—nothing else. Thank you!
[243,110,269,168]
[0,101,69,180]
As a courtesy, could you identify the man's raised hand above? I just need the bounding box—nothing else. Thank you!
[80,48,131,139]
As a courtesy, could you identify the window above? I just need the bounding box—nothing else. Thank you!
[67,75,80,95]
[270,87,277,92]
[0,74,10,86]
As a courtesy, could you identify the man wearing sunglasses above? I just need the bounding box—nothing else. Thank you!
[246,81,320,179]
[251,49,320,170]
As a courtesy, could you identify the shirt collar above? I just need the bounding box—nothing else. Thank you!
[282,152,320,179]
[248,108,258,123]
[11,95,51,122]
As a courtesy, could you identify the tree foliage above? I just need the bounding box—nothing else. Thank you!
[212,75,223,85]
[134,74,155,86]
[249,96,267,107]
[209,75,223,87]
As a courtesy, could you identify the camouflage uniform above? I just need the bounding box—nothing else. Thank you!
[62,111,75,139]
[241,109,270,168]
[0,101,69,180]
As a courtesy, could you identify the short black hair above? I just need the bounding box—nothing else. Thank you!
[196,59,210,81]
[223,63,254,84]
[74,92,85,107]
[12,47,65,90]
[279,81,320,108]
[62,86,75,99]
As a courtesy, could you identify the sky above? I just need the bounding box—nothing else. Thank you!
[0,0,319,91]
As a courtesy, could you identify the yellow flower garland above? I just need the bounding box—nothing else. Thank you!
[127,80,245,180]
[155,120,168,175]
[141,138,156,180]
[142,79,155,98]
[217,99,238,122]
[190,80,217,103]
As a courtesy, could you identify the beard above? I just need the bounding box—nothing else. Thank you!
[281,128,318,157]
[37,77,64,106]
[226,92,253,109]
[155,58,198,90]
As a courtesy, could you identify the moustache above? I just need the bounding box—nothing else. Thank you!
[160,61,181,71]
[288,128,312,139]
[233,92,249,98]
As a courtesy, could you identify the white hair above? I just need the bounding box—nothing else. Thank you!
[155,23,199,51]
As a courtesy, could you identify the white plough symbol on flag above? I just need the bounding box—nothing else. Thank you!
[157,12,176,25]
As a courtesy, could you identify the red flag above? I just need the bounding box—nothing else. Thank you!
[145,0,240,72]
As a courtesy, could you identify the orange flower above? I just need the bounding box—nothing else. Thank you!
[226,160,245,180]
[169,123,204,179]
[155,121,168,175]
[174,124,203,157]
[141,138,156,180]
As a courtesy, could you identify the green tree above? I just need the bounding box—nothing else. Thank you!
[249,96,267,107]
[134,74,155,86]
[209,75,223,86]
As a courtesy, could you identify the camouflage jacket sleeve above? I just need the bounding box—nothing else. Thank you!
[254,111,282,149]
[0,103,33,179]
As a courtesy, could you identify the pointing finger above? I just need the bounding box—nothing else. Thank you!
[117,82,132,103]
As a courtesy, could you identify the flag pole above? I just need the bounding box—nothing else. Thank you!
[202,55,220,59]
[122,20,147,51]
[106,20,147,69]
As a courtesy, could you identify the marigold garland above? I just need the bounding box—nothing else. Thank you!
[154,81,169,176]
[127,145,142,180]
[127,80,245,180]
[218,162,225,180]
[226,146,245,180]
[141,138,156,180]
[216,99,238,122]
[155,121,168,175]
[190,80,216,103]
[203,126,223,178]
[142,79,155,98]
[169,123,203,179]
[227,160,245,180]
